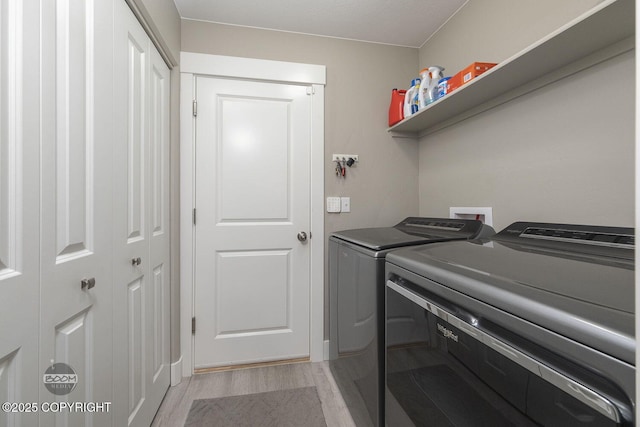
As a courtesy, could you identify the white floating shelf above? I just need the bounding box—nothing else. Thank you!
[388,0,634,138]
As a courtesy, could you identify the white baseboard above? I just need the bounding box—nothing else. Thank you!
[171,356,183,386]
[323,340,330,360]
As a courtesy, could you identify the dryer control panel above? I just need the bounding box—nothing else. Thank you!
[494,222,634,260]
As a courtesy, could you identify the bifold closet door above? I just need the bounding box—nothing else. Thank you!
[39,0,115,426]
[112,0,171,425]
[0,0,40,425]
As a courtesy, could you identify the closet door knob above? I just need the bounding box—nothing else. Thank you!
[132,257,142,266]
[81,278,96,290]
[297,232,308,242]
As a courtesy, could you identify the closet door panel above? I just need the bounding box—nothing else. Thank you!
[147,44,171,411]
[0,0,40,425]
[113,2,170,425]
[126,32,146,242]
[113,6,148,424]
[39,0,113,425]
[53,0,91,259]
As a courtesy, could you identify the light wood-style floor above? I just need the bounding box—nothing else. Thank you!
[151,361,357,427]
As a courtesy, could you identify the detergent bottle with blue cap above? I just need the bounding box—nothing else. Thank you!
[403,78,420,118]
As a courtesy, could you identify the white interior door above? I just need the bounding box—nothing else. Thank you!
[194,76,311,369]
[0,0,40,425]
[112,0,171,425]
[39,0,114,426]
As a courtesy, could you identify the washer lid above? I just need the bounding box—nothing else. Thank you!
[386,222,635,364]
[331,227,436,251]
[331,217,488,251]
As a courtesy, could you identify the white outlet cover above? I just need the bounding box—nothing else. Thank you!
[327,197,341,213]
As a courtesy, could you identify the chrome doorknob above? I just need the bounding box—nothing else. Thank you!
[131,257,142,266]
[297,232,308,242]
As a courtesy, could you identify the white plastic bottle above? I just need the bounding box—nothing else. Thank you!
[417,68,431,109]
[412,79,421,114]
[427,66,445,103]
[418,66,445,109]
[403,78,420,118]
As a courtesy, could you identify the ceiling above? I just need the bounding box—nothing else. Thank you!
[173,0,468,48]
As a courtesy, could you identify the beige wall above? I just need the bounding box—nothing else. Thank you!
[181,20,420,337]
[417,0,634,231]
[419,0,602,73]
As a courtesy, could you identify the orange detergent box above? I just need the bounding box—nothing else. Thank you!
[448,62,497,93]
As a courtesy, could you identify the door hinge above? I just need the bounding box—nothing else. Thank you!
[192,100,197,117]
[306,86,315,95]
[193,208,196,225]
[192,317,196,334]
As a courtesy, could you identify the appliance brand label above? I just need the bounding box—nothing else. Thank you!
[437,323,458,342]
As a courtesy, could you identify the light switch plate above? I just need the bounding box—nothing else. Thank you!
[340,197,351,213]
[327,197,341,213]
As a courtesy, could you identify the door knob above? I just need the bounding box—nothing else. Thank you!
[81,277,96,290]
[132,257,142,266]
[297,232,308,242]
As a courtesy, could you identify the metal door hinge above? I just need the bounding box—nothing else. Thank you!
[192,100,197,117]
[192,317,196,334]
[193,208,196,225]
[306,86,315,95]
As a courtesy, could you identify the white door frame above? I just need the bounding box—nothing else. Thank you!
[179,52,326,377]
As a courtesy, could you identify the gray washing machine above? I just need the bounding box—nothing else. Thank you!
[328,217,494,427]
[385,221,634,426]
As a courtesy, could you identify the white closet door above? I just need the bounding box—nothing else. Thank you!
[146,41,171,419]
[39,0,114,426]
[112,1,171,425]
[0,0,40,425]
